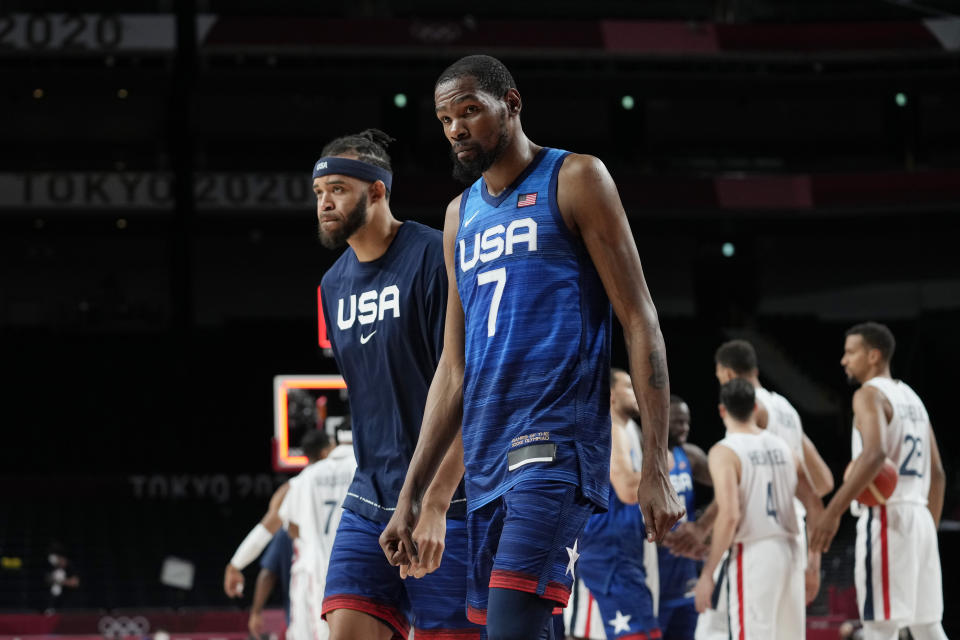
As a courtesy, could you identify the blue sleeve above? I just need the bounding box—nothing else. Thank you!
[259,530,285,573]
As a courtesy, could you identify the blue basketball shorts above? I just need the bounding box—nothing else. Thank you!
[579,560,661,639]
[322,508,481,639]
[465,479,596,625]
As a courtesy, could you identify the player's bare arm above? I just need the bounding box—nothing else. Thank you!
[927,423,945,528]
[380,195,466,570]
[694,444,740,613]
[683,442,712,487]
[793,450,826,604]
[809,385,888,553]
[610,419,642,504]
[403,431,466,579]
[801,434,835,497]
[248,568,278,636]
[556,153,683,542]
[223,481,290,598]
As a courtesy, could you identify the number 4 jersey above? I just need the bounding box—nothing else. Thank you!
[454,147,612,512]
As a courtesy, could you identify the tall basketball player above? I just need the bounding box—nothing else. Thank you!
[809,322,947,640]
[314,129,479,640]
[380,55,683,640]
[693,379,823,640]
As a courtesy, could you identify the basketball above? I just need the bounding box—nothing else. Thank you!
[844,457,898,506]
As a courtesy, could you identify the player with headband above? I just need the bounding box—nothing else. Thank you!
[314,129,479,640]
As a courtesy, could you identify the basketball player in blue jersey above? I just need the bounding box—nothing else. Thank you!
[380,55,684,640]
[657,395,710,640]
[313,129,480,640]
[579,369,661,640]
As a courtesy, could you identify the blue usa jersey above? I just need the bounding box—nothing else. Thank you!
[657,445,698,600]
[321,221,466,523]
[454,147,612,512]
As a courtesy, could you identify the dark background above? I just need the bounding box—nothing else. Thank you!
[1,0,959,632]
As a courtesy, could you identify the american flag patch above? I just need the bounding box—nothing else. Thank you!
[517,192,537,207]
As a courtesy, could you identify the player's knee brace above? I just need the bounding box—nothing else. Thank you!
[908,622,949,640]
[485,588,555,640]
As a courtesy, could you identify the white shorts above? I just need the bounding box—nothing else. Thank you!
[854,502,943,626]
[725,537,803,640]
[694,551,728,640]
[288,570,328,640]
[564,576,607,639]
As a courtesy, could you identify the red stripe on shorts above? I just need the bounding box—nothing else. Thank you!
[880,505,891,620]
[736,543,745,640]
[585,593,594,635]
[413,628,483,639]
[322,594,409,639]
[488,569,571,605]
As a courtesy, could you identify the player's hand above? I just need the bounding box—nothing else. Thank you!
[637,464,686,543]
[223,564,244,598]
[805,565,821,605]
[662,521,708,560]
[693,573,715,613]
[247,611,263,637]
[404,502,448,579]
[808,509,841,554]
[379,496,421,569]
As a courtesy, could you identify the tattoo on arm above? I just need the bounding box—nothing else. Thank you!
[648,349,668,390]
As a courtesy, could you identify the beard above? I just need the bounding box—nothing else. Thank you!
[450,121,509,185]
[317,193,368,250]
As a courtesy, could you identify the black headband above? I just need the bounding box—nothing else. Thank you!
[312,157,393,192]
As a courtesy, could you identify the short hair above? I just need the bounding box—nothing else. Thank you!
[669,394,685,406]
[321,128,395,198]
[435,55,517,99]
[714,339,758,375]
[846,322,896,363]
[301,429,331,460]
[610,367,628,387]
[720,378,756,422]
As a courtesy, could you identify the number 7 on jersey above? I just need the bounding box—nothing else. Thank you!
[477,267,506,337]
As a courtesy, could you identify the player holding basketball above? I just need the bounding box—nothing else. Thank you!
[693,379,823,640]
[314,129,479,640]
[279,426,356,640]
[809,322,947,640]
[380,55,684,640]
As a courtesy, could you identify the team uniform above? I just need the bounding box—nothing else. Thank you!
[319,221,478,639]
[579,425,660,640]
[260,529,295,623]
[454,147,612,624]
[697,387,806,640]
[712,430,803,640]
[279,445,357,640]
[657,446,698,639]
[850,378,943,629]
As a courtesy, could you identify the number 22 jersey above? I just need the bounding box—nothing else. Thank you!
[454,147,612,512]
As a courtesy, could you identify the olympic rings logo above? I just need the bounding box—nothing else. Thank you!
[97,616,150,638]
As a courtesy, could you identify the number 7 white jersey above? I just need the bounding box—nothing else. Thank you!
[717,431,799,544]
[851,377,931,506]
[279,445,358,578]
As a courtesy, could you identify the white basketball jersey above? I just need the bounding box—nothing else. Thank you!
[851,377,930,506]
[754,387,803,461]
[281,445,357,578]
[718,431,799,544]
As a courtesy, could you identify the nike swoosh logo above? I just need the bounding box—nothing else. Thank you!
[463,209,481,227]
[359,330,377,344]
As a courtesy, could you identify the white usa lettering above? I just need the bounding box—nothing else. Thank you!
[670,471,693,494]
[337,285,400,330]
[315,161,328,171]
[459,218,537,273]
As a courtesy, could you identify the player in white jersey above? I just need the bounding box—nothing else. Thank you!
[810,322,947,640]
[693,379,823,640]
[280,426,357,640]
[224,431,332,600]
[714,340,834,600]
